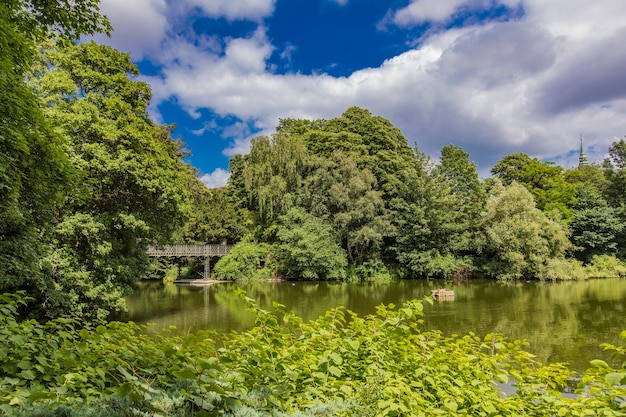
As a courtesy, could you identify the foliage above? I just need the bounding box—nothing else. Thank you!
[0,291,625,416]
[242,133,308,224]
[297,152,389,266]
[475,181,572,280]
[570,187,624,262]
[538,258,587,281]
[585,255,626,279]
[491,153,577,222]
[276,208,347,280]
[213,239,276,282]
[28,42,194,319]
[0,0,108,293]
[183,185,250,245]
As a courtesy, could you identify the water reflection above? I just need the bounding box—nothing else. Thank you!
[119,278,626,372]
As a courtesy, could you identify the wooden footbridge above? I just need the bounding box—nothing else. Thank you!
[146,244,233,280]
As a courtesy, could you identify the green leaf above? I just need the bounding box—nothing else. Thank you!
[19,370,36,380]
[444,401,458,412]
[605,372,626,386]
[173,368,198,379]
[29,391,56,402]
[328,366,342,377]
[589,359,610,369]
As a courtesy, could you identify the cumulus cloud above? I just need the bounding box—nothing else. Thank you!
[199,168,231,188]
[95,0,168,59]
[98,0,626,185]
[392,0,468,25]
[181,0,276,21]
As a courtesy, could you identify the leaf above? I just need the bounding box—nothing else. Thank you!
[328,366,342,377]
[589,359,610,369]
[19,370,36,380]
[29,391,56,402]
[605,372,626,386]
[173,368,198,379]
[444,401,458,412]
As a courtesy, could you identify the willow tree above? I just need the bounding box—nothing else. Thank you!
[242,133,309,224]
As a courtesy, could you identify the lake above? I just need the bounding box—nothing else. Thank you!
[120,278,626,373]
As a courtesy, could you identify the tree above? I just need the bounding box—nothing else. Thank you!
[0,1,109,293]
[475,181,571,279]
[183,185,249,245]
[276,207,347,279]
[570,187,623,262]
[393,155,472,278]
[431,144,486,254]
[31,42,193,319]
[491,153,577,222]
[241,133,308,224]
[298,152,389,266]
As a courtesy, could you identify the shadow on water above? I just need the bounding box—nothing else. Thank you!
[118,278,626,373]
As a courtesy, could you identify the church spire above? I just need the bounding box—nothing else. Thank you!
[579,134,589,167]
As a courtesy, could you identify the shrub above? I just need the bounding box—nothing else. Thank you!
[586,254,626,278]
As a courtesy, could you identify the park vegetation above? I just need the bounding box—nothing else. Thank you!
[2,0,626,320]
[1,1,626,414]
[209,111,626,284]
[1,291,625,416]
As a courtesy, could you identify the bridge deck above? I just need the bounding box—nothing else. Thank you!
[146,244,233,257]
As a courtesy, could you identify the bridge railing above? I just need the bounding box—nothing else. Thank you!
[146,244,233,257]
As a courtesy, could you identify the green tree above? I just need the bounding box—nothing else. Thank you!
[0,0,109,293]
[393,151,472,278]
[32,42,193,319]
[570,187,623,262]
[492,153,577,222]
[475,181,572,279]
[276,207,347,279]
[431,144,486,254]
[242,133,308,224]
[298,152,389,266]
[183,185,249,245]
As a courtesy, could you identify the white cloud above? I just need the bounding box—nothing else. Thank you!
[181,0,276,21]
[199,168,231,188]
[98,0,626,175]
[95,0,168,60]
[392,0,468,25]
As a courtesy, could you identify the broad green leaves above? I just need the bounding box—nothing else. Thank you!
[1,292,624,416]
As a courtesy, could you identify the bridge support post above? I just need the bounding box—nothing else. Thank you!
[204,257,210,280]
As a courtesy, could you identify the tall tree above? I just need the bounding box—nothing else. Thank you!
[242,133,308,224]
[431,144,486,254]
[0,1,109,292]
[492,153,577,222]
[298,152,389,265]
[32,42,193,319]
[570,187,623,262]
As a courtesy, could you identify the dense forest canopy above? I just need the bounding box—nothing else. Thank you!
[210,109,626,283]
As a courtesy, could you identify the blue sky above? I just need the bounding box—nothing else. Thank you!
[95,0,626,187]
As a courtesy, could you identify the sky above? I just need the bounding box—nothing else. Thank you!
[93,0,626,187]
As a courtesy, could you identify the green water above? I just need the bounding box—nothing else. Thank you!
[120,278,626,372]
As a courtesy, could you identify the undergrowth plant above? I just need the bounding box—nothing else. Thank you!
[0,291,624,416]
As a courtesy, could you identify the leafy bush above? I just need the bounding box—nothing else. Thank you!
[585,254,626,278]
[1,291,625,416]
[213,239,276,281]
[538,258,587,280]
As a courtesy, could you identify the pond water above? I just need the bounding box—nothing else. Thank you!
[119,278,626,373]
